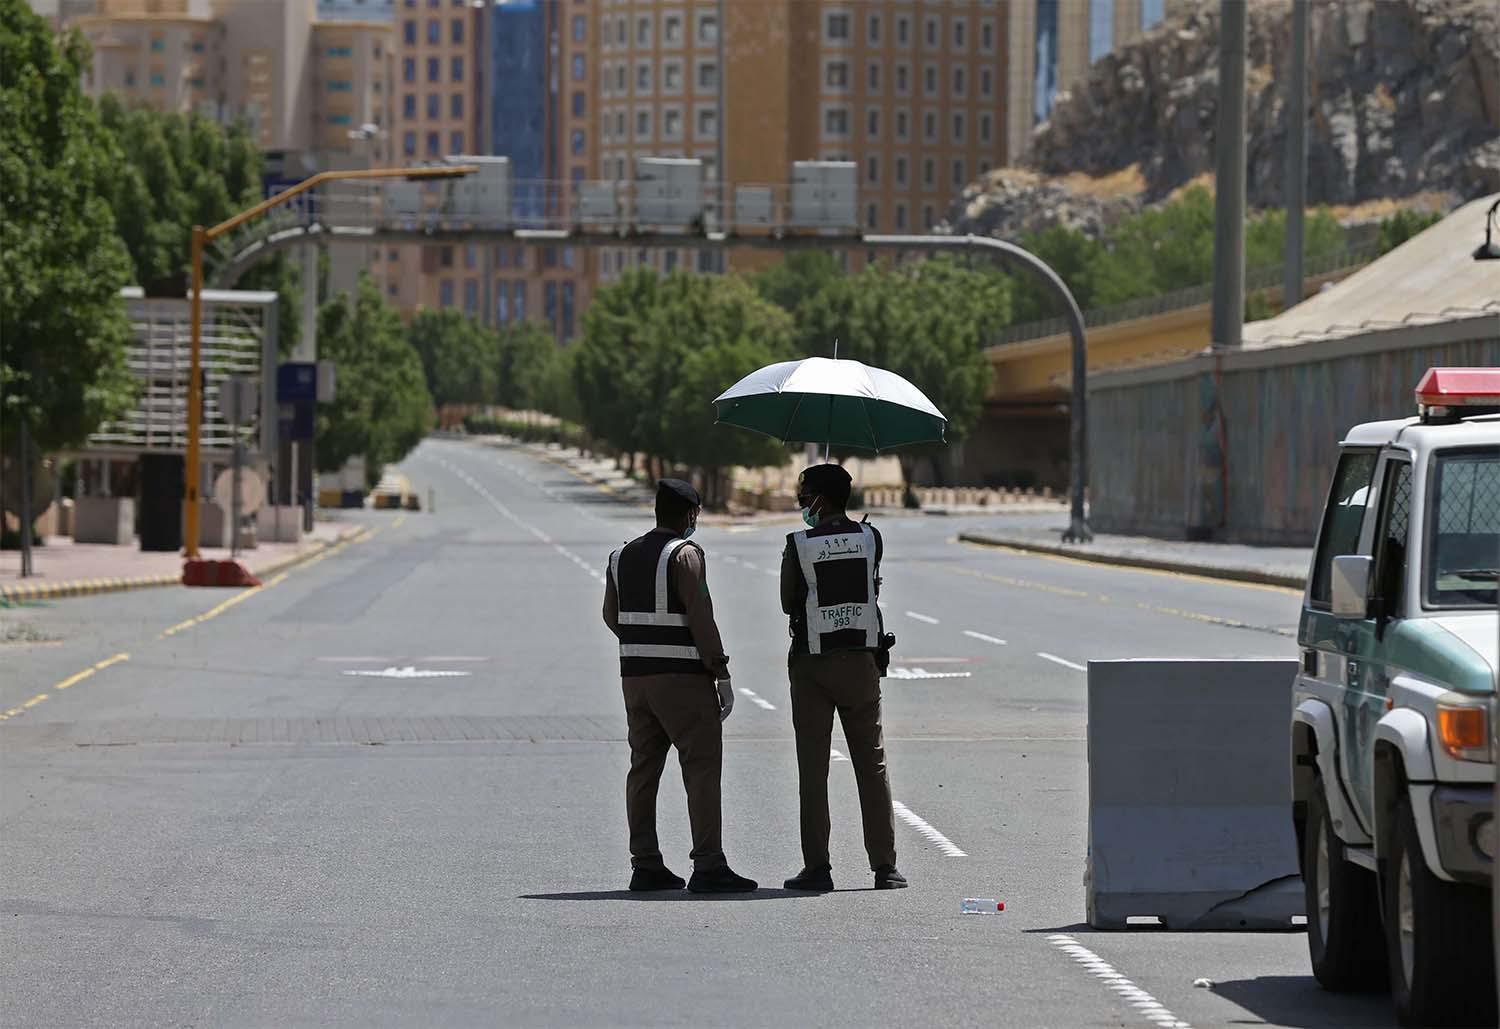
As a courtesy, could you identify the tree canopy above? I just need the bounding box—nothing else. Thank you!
[0,4,134,451]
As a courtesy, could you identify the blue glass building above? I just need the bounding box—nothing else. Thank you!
[489,0,548,217]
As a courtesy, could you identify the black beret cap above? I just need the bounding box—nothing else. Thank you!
[797,464,853,496]
[657,478,702,508]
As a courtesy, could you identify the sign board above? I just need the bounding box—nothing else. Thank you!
[219,375,258,426]
[278,362,318,404]
[316,360,337,403]
[214,466,265,515]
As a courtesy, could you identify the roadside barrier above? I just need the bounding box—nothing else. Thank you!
[1086,658,1304,930]
[182,559,261,588]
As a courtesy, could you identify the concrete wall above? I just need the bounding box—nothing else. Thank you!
[1088,320,1500,544]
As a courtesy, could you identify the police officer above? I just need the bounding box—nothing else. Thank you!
[780,464,907,891]
[603,479,758,894]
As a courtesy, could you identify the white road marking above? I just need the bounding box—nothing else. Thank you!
[963,630,1007,645]
[830,748,850,763]
[888,667,974,680]
[1046,935,1193,1029]
[739,561,762,573]
[1037,652,1088,672]
[737,687,777,711]
[891,800,966,858]
[905,611,940,624]
[343,666,472,679]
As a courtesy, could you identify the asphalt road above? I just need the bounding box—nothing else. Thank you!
[0,437,1399,1028]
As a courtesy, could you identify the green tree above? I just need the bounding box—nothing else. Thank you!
[496,320,557,410]
[1010,225,1104,324]
[0,5,134,452]
[572,268,667,464]
[751,250,845,313]
[316,274,430,485]
[1376,208,1442,255]
[407,308,499,407]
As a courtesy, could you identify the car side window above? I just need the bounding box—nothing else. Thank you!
[1310,450,1378,606]
[1372,460,1411,618]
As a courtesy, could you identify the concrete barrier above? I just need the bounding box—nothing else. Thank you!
[74,496,134,544]
[1087,658,1303,930]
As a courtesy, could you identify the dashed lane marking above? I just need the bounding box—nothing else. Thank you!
[1046,934,1193,1029]
[891,800,966,858]
[1037,652,1088,672]
[830,748,850,763]
[962,630,1007,645]
[905,611,940,624]
[0,652,130,723]
[737,687,777,711]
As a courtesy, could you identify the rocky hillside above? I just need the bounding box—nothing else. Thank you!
[950,0,1499,239]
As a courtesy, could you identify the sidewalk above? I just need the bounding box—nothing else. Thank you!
[0,519,362,604]
[958,517,1311,589]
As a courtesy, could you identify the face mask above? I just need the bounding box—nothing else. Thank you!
[801,500,820,528]
[683,515,697,540]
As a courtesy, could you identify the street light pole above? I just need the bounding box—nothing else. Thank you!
[183,164,477,560]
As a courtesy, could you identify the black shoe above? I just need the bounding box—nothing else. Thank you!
[687,865,758,893]
[629,866,686,892]
[874,865,908,890]
[783,866,834,891]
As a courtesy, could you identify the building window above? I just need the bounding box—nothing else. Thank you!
[636,63,651,94]
[464,244,476,269]
[616,111,625,136]
[697,106,717,138]
[825,11,850,42]
[150,36,164,52]
[513,281,525,321]
[952,66,966,97]
[952,112,965,143]
[825,60,849,90]
[895,13,911,47]
[440,246,454,267]
[923,64,937,97]
[463,278,477,315]
[635,14,651,46]
[403,19,415,43]
[923,110,937,142]
[573,14,585,42]
[403,58,415,82]
[427,130,440,155]
[572,54,585,81]
[865,155,878,184]
[823,106,849,137]
[451,56,463,82]
[924,15,939,48]
[953,17,967,50]
[895,203,907,230]
[895,108,909,141]
[663,13,682,45]
[978,159,991,175]
[923,205,934,229]
[866,108,880,138]
[895,156,908,185]
[440,279,454,307]
[953,159,967,188]
[427,58,439,82]
[329,113,353,125]
[427,94,440,118]
[663,107,682,139]
[403,93,416,118]
[980,67,993,98]
[696,11,717,43]
[403,131,416,155]
[454,17,465,43]
[866,61,881,92]
[866,202,878,229]
[663,60,683,93]
[124,70,136,86]
[980,19,996,53]
[979,113,994,144]
[450,130,463,152]
[571,129,585,154]
[867,12,881,44]
[451,93,463,118]
[895,62,909,95]
[427,19,439,44]
[496,282,508,321]
[636,109,650,138]
[544,281,558,328]
[572,90,585,117]
[922,158,935,188]
[150,72,165,87]
[616,65,626,92]
[696,60,718,91]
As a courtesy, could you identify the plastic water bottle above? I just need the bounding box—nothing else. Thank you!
[961,898,1005,914]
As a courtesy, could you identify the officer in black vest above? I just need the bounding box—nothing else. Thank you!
[780,464,907,891]
[603,479,757,893]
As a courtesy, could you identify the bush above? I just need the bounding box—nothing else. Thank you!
[463,413,587,450]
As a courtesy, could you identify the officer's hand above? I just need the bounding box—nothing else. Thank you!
[716,678,734,722]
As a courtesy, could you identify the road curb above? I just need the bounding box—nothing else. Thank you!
[956,532,1308,590]
[0,525,367,606]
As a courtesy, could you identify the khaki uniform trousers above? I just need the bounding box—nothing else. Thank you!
[789,650,897,871]
[622,672,725,872]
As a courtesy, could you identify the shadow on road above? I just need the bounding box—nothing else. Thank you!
[520,889,829,902]
[1206,976,1396,1028]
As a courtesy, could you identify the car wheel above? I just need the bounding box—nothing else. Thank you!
[1303,781,1386,990]
[1383,794,1496,1027]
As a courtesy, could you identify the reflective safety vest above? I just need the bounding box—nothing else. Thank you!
[789,521,880,655]
[608,531,705,677]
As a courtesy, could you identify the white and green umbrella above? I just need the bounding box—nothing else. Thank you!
[712,356,946,454]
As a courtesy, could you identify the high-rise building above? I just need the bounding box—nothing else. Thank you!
[1006,0,1164,163]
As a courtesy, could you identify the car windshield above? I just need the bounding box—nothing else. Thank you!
[1426,446,1500,608]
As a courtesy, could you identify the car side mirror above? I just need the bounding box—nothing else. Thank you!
[1331,555,1373,619]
